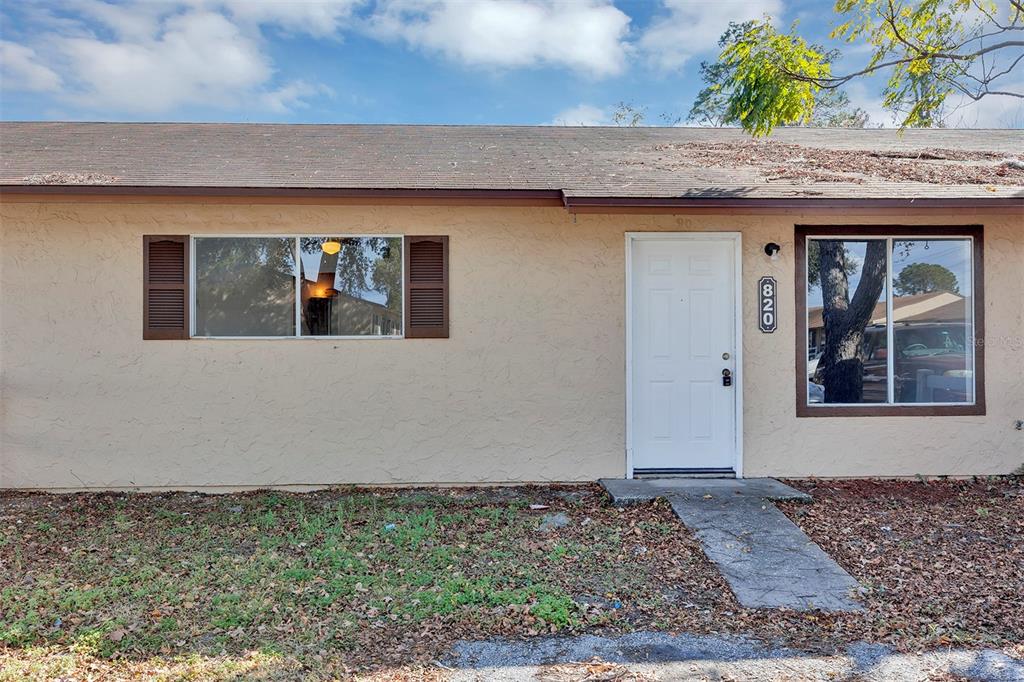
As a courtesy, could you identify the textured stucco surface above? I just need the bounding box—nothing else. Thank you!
[1,202,1021,489]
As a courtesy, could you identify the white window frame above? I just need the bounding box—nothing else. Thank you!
[804,233,977,408]
[189,234,405,340]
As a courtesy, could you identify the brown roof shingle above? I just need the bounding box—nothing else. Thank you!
[2,122,1023,201]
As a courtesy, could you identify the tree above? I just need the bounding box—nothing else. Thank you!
[688,21,870,128]
[807,240,858,290]
[715,1,1024,135]
[611,102,647,126]
[815,240,888,403]
[894,262,960,295]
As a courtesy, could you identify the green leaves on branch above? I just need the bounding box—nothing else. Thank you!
[715,1,1023,136]
[688,21,868,129]
[721,21,832,137]
[830,0,975,128]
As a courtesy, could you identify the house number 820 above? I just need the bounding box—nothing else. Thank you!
[758,276,777,333]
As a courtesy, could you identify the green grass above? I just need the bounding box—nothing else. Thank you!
[1,486,676,673]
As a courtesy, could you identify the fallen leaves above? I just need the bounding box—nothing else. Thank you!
[639,142,1024,186]
[779,478,1024,649]
[22,171,119,185]
[1,479,1021,677]
[537,658,657,682]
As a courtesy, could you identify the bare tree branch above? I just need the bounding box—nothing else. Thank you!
[985,51,1024,80]
[976,89,1024,97]
[969,0,1009,31]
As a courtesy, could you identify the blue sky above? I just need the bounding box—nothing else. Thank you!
[1,1,1020,127]
[807,239,973,308]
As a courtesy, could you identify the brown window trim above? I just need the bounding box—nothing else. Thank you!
[794,225,985,418]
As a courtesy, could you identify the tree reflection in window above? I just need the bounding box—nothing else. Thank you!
[194,237,296,337]
[299,237,402,336]
[806,236,975,406]
[809,240,888,404]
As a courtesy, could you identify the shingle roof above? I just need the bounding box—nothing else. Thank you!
[2,122,1022,201]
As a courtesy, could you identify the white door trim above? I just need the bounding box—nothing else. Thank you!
[624,232,744,479]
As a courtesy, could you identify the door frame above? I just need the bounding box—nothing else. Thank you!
[624,232,744,479]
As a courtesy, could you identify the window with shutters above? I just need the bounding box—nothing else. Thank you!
[189,235,407,339]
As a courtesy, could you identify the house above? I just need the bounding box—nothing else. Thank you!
[1,122,1021,490]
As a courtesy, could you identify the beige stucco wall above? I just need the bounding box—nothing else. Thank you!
[1,200,1022,489]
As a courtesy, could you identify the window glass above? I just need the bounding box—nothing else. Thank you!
[299,237,402,336]
[807,239,888,404]
[892,239,974,403]
[194,237,296,337]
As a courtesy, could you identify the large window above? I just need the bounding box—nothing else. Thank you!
[193,236,403,338]
[797,226,984,416]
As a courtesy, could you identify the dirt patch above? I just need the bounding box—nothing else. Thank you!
[631,142,1024,186]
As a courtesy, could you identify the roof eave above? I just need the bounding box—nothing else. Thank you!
[1,184,1022,214]
[563,195,1024,214]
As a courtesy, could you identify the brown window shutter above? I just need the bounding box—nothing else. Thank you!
[143,235,189,339]
[404,236,449,338]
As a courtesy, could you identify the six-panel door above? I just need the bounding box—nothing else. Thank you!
[631,238,737,472]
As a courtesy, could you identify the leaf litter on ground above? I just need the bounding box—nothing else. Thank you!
[1,478,1021,679]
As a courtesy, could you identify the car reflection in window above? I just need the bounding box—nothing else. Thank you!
[862,322,972,403]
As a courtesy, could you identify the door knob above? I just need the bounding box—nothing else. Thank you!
[722,368,732,387]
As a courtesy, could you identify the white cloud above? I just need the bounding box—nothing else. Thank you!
[945,84,1024,129]
[60,0,177,40]
[3,1,343,115]
[843,81,896,128]
[260,80,334,113]
[844,78,1024,129]
[547,103,609,126]
[367,0,631,77]
[0,40,62,92]
[57,10,275,113]
[639,0,783,71]
[219,0,363,38]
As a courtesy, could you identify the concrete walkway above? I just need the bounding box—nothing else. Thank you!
[601,478,863,612]
[442,631,1024,681]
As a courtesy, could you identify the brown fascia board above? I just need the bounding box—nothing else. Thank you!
[2,184,1023,213]
[562,195,1024,214]
[0,185,567,205]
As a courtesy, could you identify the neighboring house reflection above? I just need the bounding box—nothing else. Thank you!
[808,291,973,403]
[301,271,401,336]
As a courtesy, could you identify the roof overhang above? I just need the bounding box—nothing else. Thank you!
[562,195,1024,214]
[2,185,1022,214]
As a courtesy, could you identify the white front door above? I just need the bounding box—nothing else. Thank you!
[630,235,739,473]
